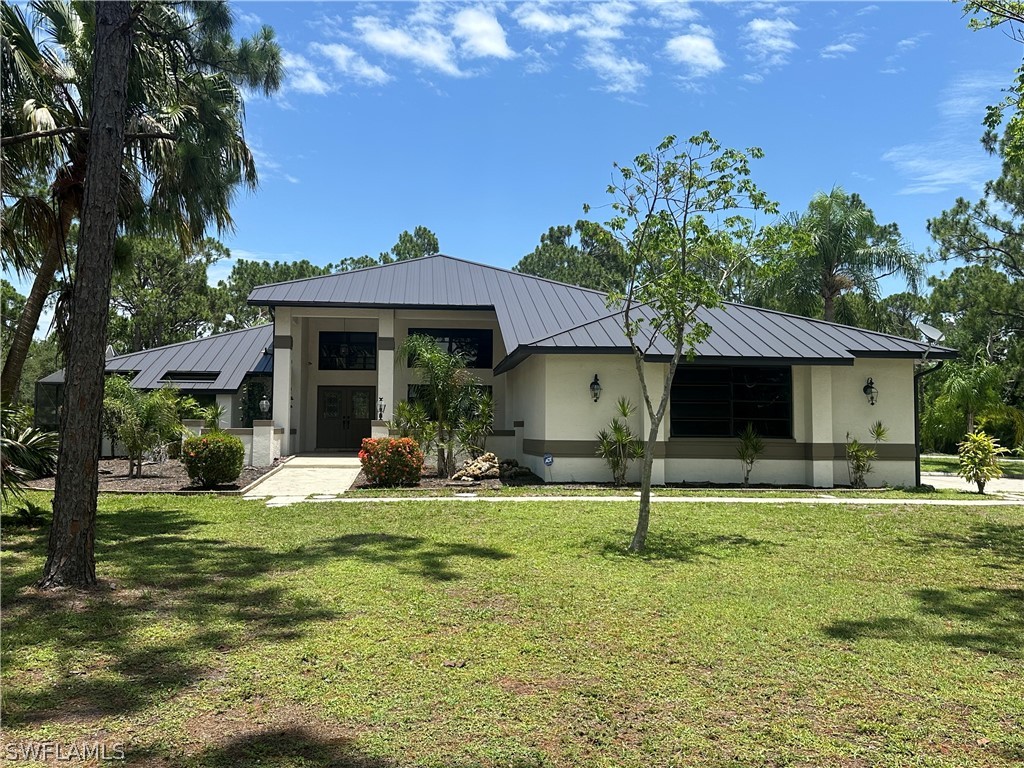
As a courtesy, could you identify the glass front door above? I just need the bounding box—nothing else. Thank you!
[316,386,375,450]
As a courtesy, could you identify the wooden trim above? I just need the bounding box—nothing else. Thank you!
[273,335,292,350]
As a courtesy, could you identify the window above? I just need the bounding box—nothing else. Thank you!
[319,332,377,370]
[407,328,493,369]
[670,366,792,439]
[160,370,220,383]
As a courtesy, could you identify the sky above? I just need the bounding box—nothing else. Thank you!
[7,1,1024,304]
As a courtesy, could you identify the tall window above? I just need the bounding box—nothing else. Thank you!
[670,366,792,438]
[407,328,493,369]
[319,332,377,370]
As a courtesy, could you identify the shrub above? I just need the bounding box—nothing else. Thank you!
[595,397,644,486]
[846,420,888,488]
[182,433,245,487]
[736,423,765,487]
[359,437,424,487]
[957,430,1008,494]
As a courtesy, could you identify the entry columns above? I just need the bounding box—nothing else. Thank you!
[807,367,834,487]
[377,310,396,424]
[273,307,293,455]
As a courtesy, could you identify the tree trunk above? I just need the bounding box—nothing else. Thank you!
[40,1,131,590]
[628,433,658,552]
[0,201,76,403]
[822,292,836,323]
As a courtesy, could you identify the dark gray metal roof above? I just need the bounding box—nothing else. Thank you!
[39,324,274,391]
[246,254,957,371]
[493,302,958,372]
[247,254,612,352]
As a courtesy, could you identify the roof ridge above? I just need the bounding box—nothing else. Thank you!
[433,253,611,298]
[108,324,273,363]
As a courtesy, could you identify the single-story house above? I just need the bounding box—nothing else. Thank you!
[38,254,956,486]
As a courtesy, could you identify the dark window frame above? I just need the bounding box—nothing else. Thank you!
[407,328,493,369]
[318,331,377,371]
[670,365,793,439]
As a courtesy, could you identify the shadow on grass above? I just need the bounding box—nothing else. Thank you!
[904,522,1024,569]
[297,533,513,582]
[2,505,515,729]
[588,530,781,563]
[823,587,1023,658]
[133,726,396,768]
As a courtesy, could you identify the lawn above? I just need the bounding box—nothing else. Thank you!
[2,493,1022,767]
[921,454,1023,478]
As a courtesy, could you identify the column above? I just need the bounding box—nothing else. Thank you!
[377,310,396,422]
[273,307,293,455]
[807,366,834,487]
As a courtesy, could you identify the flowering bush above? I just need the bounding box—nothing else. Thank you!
[182,433,245,487]
[359,437,424,487]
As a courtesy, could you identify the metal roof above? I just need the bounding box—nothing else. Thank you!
[247,254,957,371]
[39,324,274,392]
[247,254,612,352]
[493,302,958,372]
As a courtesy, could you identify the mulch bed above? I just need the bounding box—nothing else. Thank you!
[28,458,282,493]
[350,465,543,492]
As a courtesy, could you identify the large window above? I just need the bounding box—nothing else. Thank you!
[407,328,493,369]
[319,332,377,370]
[670,366,792,439]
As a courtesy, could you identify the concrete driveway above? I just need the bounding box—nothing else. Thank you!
[922,471,1024,496]
[244,455,362,506]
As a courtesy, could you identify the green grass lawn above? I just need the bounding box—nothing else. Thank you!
[2,493,1022,767]
[921,454,1024,477]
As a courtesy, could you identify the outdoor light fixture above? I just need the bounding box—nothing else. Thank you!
[259,395,271,416]
[863,378,878,406]
[378,397,386,420]
[590,374,602,402]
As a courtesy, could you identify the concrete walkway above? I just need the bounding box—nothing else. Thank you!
[243,455,361,507]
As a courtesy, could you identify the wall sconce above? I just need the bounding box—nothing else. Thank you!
[590,374,602,402]
[259,395,271,416]
[863,377,878,406]
[378,397,386,420]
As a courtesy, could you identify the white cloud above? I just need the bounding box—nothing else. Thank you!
[582,40,649,93]
[310,42,392,85]
[857,4,879,15]
[665,31,725,77]
[580,1,637,40]
[513,2,583,34]
[820,33,863,60]
[897,33,929,50]
[452,7,515,59]
[282,51,332,96]
[354,15,463,77]
[642,0,700,24]
[938,73,1006,120]
[744,18,799,68]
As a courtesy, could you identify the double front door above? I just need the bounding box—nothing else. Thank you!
[316,386,374,451]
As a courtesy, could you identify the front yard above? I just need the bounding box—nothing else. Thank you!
[2,494,1021,766]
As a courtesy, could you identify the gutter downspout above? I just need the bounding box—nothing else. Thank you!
[914,359,945,487]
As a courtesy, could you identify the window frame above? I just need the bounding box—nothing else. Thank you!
[318,331,377,371]
[406,328,494,370]
[669,365,793,439]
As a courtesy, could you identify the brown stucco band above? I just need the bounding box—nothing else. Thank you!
[273,335,292,350]
[378,337,396,351]
[523,438,916,461]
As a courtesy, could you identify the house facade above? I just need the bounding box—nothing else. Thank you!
[39,254,954,487]
[247,255,953,487]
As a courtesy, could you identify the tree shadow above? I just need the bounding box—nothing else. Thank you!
[822,587,1023,658]
[587,530,781,563]
[902,521,1024,569]
[296,533,513,582]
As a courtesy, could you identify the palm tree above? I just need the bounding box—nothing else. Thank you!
[927,358,1024,448]
[102,377,184,478]
[0,0,281,401]
[754,187,923,323]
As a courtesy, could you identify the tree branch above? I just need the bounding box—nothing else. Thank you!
[1,126,176,147]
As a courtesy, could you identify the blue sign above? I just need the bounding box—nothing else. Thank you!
[543,453,554,467]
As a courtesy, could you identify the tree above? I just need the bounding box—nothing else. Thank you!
[102,377,183,478]
[40,0,133,588]
[212,258,337,331]
[386,226,439,262]
[513,220,631,291]
[595,133,777,552]
[754,187,923,323]
[109,237,225,352]
[33,2,281,588]
[1,406,57,501]
[925,358,1023,450]
[399,333,478,478]
[1,279,26,359]
[0,0,281,400]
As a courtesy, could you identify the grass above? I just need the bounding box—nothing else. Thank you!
[2,492,1022,767]
[921,454,1024,478]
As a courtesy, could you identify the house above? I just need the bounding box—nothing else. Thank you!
[37,254,956,487]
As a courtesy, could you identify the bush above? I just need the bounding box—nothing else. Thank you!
[182,433,245,487]
[957,430,1008,494]
[359,437,424,487]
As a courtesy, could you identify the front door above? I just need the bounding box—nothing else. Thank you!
[316,386,375,451]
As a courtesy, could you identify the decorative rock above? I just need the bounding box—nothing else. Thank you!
[452,452,501,481]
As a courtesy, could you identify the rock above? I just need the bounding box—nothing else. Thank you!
[452,452,502,481]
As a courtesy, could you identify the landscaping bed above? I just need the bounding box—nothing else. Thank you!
[26,457,282,493]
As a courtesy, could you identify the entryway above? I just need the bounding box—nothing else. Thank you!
[316,386,374,451]
[242,454,363,506]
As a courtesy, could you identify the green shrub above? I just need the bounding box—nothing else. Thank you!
[957,430,1008,494]
[845,420,888,488]
[182,433,245,487]
[359,437,424,487]
[595,397,644,486]
[737,423,765,487]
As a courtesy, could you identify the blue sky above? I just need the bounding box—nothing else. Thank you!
[215,0,1019,290]
[8,1,1022,304]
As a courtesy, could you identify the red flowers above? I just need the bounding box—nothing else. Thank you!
[359,437,423,487]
